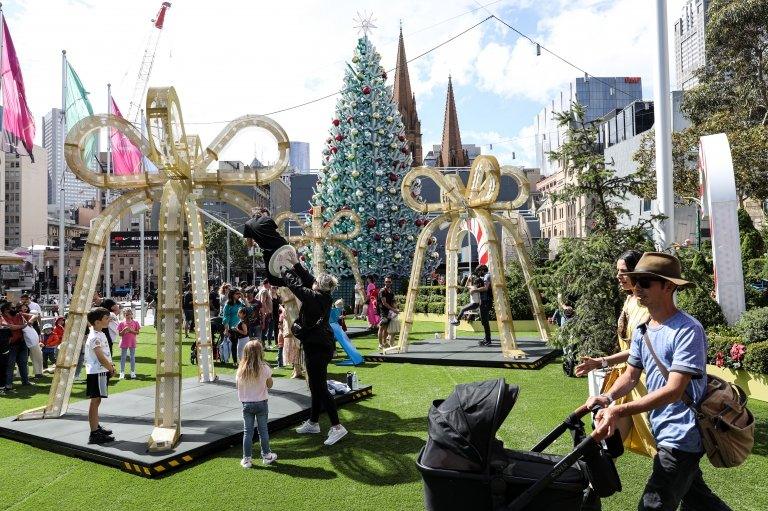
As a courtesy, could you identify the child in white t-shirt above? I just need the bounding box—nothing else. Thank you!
[236,340,276,468]
[85,307,116,445]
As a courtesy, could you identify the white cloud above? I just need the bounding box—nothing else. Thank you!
[8,0,687,170]
[473,0,687,103]
[463,123,538,168]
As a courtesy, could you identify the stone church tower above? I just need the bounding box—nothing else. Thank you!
[392,27,423,166]
[436,76,469,168]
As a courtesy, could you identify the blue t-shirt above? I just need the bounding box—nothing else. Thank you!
[627,310,707,452]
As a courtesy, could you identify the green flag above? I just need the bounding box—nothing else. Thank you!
[65,61,97,169]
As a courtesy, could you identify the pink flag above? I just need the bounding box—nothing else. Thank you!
[109,97,142,175]
[1,18,35,161]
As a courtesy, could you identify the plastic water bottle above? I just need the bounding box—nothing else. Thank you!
[346,371,353,388]
[351,372,358,390]
[434,332,440,340]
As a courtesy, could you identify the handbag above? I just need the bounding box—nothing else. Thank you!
[23,325,40,348]
[641,327,754,468]
[386,313,400,335]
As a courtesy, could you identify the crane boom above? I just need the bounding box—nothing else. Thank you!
[126,2,171,124]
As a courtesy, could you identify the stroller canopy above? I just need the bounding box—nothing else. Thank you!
[428,378,518,469]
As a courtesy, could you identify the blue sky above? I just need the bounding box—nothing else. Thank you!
[5,0,683,169]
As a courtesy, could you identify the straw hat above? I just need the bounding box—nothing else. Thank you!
[624,252,692,288]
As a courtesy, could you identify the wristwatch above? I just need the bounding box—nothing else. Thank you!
[600,357,609,369]
[599,392,614,405]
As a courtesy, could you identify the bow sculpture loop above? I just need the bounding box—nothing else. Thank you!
[48,85,291,453]
[275,205,365,304]
[392,155,539,359]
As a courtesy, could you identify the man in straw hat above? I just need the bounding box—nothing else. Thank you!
[584,252,731,510]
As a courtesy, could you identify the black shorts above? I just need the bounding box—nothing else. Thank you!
[183,309,194,323]
[86,372,109,399]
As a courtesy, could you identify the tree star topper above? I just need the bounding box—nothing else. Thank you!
[353,11,377,36]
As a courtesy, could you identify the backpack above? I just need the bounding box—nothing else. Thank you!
[641,327,754,468]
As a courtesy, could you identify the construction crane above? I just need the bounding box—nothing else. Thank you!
[126,1,172,124]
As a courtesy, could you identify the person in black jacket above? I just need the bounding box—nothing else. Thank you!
[281,262,349,446]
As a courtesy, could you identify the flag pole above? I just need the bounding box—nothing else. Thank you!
[105,83,112,298]
[58,50,66,312]
[139,108,146,325]
[0,4,6,259]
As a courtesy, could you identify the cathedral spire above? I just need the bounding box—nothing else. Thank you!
[437,75,468,167]
[392,26,422,166]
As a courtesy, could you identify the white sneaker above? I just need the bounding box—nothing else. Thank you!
[118,373,125,380]
[240,457,252,468]
[262,452,278,465]
[295,420,321,434]
[130,372,136,379]
[324,425,348,446]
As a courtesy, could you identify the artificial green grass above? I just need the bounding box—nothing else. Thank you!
[1,323,766,511]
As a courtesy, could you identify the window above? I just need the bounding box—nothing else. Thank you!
[642,199,652,213]
[119,270,125,280]
[119,258,125,265]
[129,258,134,265]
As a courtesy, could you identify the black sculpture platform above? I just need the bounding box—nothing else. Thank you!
[0,375,372,478]
[364,337,559,370]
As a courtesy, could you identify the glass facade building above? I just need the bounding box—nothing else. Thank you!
[534,76,643,175]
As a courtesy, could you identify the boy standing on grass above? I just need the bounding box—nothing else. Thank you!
[85,307,116,444]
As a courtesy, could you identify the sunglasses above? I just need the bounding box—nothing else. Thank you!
[631,276,666,289]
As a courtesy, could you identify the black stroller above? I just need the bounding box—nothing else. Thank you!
[190,316,224,365]
[417,378,622,510]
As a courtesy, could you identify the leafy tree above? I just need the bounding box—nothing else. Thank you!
[632,129,700,202]
[536,229,653,357]
[204,222,251,282]
[634,0,768,204]
[547,102,656,233]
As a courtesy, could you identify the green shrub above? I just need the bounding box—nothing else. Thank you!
[707,324,740,337]
[741,230,765,262]
[743,257,767,284]
[707,335,740,362]
[735,307,768,344]
[743,341,768,374]
[419,286,445,297]
[427,302,444,314]
[745,285,768,310]
[427,293,445,303]
[676,287,727,329]
[414,300,429,314]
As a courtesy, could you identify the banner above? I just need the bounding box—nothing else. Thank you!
[65,61,97,169]
[0,17,35,161]
[109,97,142,174]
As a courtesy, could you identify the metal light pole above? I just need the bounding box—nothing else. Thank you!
[225,210,231,284]
[653,0,675,249]
[105,83,112,297]
[58,50,67,312]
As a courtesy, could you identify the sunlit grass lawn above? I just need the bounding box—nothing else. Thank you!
[0,321,766,511]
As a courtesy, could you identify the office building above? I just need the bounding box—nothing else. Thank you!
[289,141,310,174]
[534,76,643,175]
[42,108,99,209]
[674,0,709,90]
[5,146,49,250]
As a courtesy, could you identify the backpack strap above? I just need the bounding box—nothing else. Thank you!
[640,323,694,407]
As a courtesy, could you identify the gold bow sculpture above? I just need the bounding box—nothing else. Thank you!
[17,87,291,452]
[275,205,366,305]
[393,155,550,359]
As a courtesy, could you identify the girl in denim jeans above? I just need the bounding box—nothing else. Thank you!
[236,340,277,467]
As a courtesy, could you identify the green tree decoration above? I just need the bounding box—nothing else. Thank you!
[311,35,420,278]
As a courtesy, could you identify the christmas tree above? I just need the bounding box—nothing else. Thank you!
[310,35,427,278]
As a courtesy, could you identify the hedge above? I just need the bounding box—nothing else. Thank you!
[735,307,768,344]
[743,341,768,374]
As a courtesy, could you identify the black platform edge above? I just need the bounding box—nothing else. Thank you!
[363,349,561,370]
[347,328,374,339]
[0,385,373,479]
